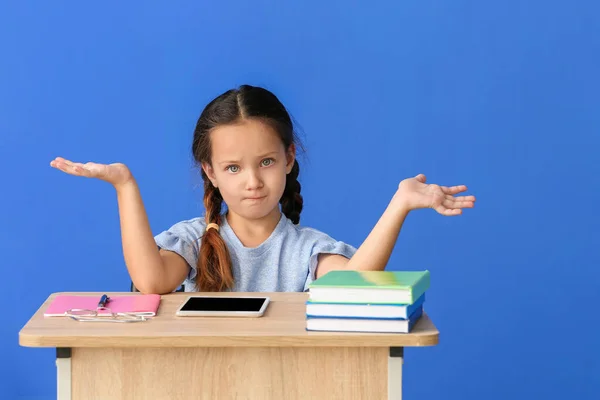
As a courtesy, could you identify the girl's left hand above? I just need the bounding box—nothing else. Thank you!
[394,174,476,216]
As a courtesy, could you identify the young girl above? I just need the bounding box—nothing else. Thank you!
[50,85,475,295]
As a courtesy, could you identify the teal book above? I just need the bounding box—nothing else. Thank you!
[307,270,430,305]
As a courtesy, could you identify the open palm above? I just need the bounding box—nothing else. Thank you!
[50,157,133,187]
[397,174,475,216]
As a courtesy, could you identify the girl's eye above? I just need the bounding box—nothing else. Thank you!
[226,159,273,172]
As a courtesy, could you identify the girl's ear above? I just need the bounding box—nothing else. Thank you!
[286,144,296,174]
[201,162,218,187]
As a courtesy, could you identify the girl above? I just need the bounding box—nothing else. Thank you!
[50,85,475,295]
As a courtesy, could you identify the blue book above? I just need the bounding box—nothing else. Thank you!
[306,294,425,319]
[306,305,424,333]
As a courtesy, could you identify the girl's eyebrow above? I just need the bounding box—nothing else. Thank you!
[218,151,279,165]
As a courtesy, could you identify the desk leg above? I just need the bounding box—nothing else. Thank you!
[56,348,72,400]
[389,347,403,400]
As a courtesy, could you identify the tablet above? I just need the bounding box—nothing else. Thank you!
[175,296,270,317]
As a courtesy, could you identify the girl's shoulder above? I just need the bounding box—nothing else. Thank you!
[283,218,358,258]
[285,219,342,245]
[157,217,207,244]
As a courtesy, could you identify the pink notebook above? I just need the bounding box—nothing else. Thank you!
[44,294,161,317]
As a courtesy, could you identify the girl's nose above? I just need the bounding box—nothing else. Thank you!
[245,169,263,189]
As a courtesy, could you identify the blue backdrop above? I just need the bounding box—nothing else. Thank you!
[2,1,598,399]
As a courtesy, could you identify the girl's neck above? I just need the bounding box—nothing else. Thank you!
[225,207,282,248]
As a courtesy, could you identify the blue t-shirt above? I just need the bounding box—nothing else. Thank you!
[154,213,357,292]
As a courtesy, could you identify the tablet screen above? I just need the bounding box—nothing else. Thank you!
[180,297,268,312]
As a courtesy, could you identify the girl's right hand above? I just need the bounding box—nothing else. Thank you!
[50,157,134,188]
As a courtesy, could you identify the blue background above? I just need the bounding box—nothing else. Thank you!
[2,1,599,399]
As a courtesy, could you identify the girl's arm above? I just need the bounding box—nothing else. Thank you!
[316,174,475,277]
[116,179,189,293]
[50,157,188,294]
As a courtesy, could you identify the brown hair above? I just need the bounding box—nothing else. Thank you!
[191,85,304,291]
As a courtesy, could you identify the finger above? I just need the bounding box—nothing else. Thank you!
[445,194,476,202]
[71,163,94,177]
[52,159,80,173]
[57,162,84,176]
[441,185,468,195]
[52,160,90,177]
[57,158,76,167]
[50,159,72,172]
[50,157,70,168]
[443,198,474,209]
[51,156,67,164]
[436,206,462,216]
[415,174,427,183]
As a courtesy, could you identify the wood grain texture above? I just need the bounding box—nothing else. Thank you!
[72,347,388,400]
[19,292,439,347]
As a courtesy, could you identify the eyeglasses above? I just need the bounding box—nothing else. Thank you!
[65,308,149,323]
[62,294,151,323]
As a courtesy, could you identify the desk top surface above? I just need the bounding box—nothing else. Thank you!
[19,292,439,348]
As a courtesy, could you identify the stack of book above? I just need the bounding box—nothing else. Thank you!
[305,270,429,333]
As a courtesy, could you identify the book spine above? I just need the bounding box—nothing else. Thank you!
[410,271,430,303]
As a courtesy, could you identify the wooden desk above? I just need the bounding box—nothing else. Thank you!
[20,292,439,400]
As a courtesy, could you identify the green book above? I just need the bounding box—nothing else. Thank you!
[307,270,430,305]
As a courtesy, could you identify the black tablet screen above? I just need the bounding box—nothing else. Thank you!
[180,297,267,312]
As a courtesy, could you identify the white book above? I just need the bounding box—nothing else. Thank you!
[306,306,423,334]
[306,294,424,319]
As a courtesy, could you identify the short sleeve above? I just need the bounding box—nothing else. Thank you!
[303,236,357,291]
[154,218,205,283]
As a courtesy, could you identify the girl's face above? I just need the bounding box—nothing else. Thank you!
[202,119,295,221]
